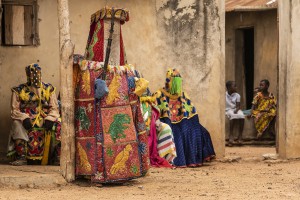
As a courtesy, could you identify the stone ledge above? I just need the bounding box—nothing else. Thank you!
[0,164,67,188]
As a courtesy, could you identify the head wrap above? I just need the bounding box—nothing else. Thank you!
[165,68,182,95]
[25,63,42,88]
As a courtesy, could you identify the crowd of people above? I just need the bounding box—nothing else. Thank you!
[6,63,218,169]
[5,7,277,185]
[7,63,277,167]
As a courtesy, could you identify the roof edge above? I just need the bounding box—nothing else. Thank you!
[226,6,277,12]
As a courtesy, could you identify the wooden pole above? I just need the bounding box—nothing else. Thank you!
[0,1,2,44]
[57,0,75,182]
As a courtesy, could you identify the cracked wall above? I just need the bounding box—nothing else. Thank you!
[278,0,300,158]
[155,0,225,157]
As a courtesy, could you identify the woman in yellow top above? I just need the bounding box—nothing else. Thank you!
[251,79,277,138]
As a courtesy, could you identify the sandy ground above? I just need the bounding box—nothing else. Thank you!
[0,146,300,200]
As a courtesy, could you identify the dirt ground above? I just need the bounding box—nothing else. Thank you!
[0,146,300,200]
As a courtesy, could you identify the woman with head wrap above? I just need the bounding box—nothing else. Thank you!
[153,68,215,167]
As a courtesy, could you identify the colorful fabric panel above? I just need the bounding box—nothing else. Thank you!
[252,92,277,134]
[27,129,45,160]
[155,89,197,123]
[75,100,96,138]
[157,123,177,163]
[103,143,141,181]
[76,138,96,175]
[101,106,136,145]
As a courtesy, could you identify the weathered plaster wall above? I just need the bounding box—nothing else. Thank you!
[278,0,300,158]
[225,10,278,108]
[155,0,225,157]
[0,0,225,157]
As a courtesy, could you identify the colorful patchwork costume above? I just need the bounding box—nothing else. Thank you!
[154,68,215,167]
[140,97,176,168]
[74,8,149,183]
[7,63,61,165]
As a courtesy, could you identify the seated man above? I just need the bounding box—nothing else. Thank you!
[7,64,61,166]
[251,79,276,138]
[225,81,245,146]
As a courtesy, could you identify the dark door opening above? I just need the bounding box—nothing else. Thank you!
[235,27,254,110]
[243,28,254,109]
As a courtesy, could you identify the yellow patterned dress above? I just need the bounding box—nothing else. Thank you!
[251,92,277,136]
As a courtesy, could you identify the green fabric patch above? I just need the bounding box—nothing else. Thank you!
[170,77,182,95]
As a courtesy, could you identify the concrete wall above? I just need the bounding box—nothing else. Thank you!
[154,0,225,157]
[0,0,225,157]
[225,10,278,109]
[278,0,300,159]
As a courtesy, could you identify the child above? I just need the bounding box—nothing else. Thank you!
[251,79,276,138]
[225,81,245,146]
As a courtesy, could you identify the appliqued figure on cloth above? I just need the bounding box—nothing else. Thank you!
[7,63,61,166]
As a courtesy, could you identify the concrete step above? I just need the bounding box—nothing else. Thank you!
[0,164,67,188]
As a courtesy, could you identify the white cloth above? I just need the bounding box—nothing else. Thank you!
[7,120,29,152]
[225,92,244,120]
[226,109,245,120]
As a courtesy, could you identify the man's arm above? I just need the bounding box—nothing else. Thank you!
[234,102,241,114]
[11,92,30,121]
[44,92,60,122]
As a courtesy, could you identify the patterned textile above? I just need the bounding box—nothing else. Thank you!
[25,64,42,88]
[146,105,173,168]
[8,64,61,165]
[252,92,277,135]
[157,123,177,163]
[85,19,104,62]
[27,129,45,159]
[155,89,197,123]
[75,8,149,182]
[75,100,95,138]
[84,11,128,66]
[160,116,215,167]
[141,102,152,131]
[75,60,149,182]
[12,82,57,127]
[24,127,60,163]
[90,7,129,23]
[154,68,215,167]
[76,137,96,175]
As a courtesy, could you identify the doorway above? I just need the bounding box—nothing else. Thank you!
[235,27,254,110]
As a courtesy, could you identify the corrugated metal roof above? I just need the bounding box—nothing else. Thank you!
[226,0,278,12]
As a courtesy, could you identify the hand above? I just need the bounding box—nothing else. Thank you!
[44,120,54,131]
[22,118,32,130]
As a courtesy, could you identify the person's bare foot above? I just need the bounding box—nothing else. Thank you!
[257,132,263,139]
[228,140,233,147]
[237,140,243,145]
